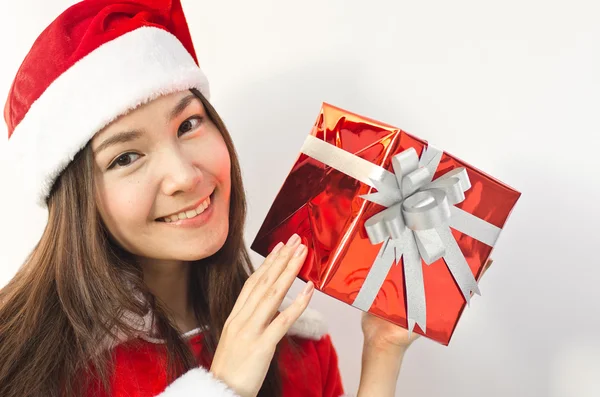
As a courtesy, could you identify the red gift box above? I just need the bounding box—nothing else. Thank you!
[251,103,520,345]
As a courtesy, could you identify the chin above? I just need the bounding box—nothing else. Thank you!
[183,244,224,261]
[181,227,230,261]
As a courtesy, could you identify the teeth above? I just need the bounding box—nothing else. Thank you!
[162,195,211,223]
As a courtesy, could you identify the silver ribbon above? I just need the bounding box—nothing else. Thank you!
[301,135,502,334]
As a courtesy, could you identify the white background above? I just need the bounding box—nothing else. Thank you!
[1,1,599,396]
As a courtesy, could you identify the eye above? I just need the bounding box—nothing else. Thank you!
[108,152,141,170]
[178,116,203,137]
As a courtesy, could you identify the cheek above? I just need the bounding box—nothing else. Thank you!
[217,145,232,186]
[203,133,232,189]
[96,179,153,239]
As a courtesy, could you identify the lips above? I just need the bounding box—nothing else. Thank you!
[156,191,214,222]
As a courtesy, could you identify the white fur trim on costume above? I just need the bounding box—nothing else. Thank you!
[155,367,352,397]
[156,367,239,397]
[109,295,329,347]
[280,296,329,340]
[6,26,210,208]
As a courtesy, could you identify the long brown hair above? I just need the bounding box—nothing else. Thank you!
[0,89,283,397]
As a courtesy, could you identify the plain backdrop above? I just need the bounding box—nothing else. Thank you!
[1,1,599,396]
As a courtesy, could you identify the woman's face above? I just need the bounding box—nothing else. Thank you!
[91,90,231,263]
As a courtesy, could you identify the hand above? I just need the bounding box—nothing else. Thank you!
[361,258,494,351]
[210,234,314,397]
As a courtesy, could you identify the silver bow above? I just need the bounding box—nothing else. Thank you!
[301,135,503,334]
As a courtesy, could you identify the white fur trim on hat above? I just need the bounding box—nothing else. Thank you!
[6,26,209,208]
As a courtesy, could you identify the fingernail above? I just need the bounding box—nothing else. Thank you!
[287,233,300,246]
[302,281,314,296]
[272,242,284,254]
[293,244,306,257]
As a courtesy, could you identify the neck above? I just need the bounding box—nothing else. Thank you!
[139,258,199,333]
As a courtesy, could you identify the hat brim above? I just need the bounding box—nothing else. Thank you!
[7,26,210,207]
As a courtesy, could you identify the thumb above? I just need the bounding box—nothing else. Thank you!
[481,258,493,278]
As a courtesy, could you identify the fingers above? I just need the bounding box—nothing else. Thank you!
[229,234,303,326]
[227,241,284,322]
[237,235,304,325]
[262,281,314,343]
[253,242,286,279]
[248,241,309,328]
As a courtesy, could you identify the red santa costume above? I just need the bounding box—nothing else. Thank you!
[81,297,346,396]
[3,0,349,396]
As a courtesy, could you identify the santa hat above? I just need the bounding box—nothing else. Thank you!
[3,0,210,208]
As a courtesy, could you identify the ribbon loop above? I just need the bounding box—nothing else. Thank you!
[364,203,406,244]
[391,148,419,181]
[437,167,471,191]
[423,177,465,205]
[402,166,433,197]
[424,167,470,205]
[418,145,444,183]
[402,189,451,230]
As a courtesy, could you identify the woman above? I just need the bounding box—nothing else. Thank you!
[0,0,425,396]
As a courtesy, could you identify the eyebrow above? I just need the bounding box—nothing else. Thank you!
[168,94,197,123]
[93,94,198,155]
[93,130,143,155]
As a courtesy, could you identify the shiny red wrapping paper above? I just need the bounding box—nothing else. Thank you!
[251,103,521,345]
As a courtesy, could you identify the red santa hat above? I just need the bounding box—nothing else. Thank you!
[4,0,210,207]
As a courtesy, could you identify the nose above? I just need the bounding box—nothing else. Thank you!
[159,147,203,196]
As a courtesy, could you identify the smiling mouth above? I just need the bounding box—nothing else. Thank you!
[156,191,215,223]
